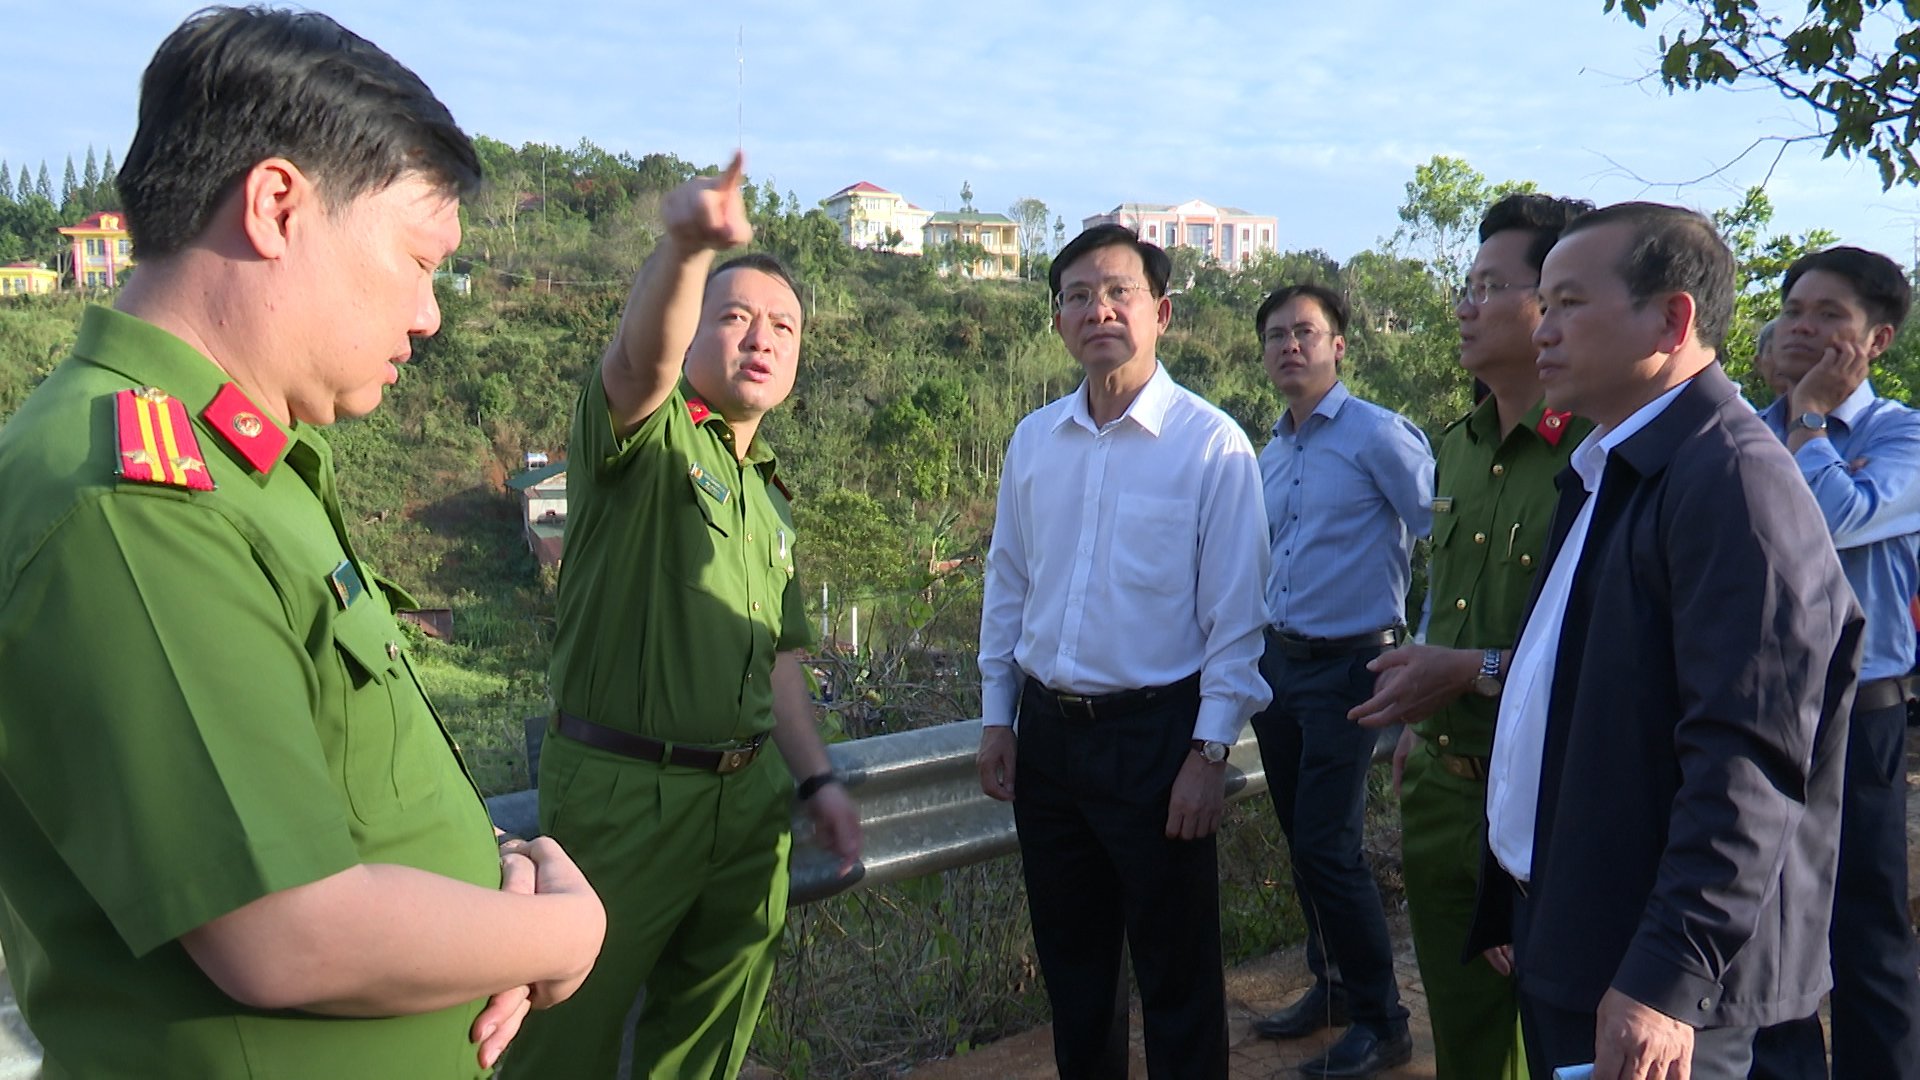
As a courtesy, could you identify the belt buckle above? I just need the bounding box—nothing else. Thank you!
[716,745,754,775]
[1055,693,1097,721]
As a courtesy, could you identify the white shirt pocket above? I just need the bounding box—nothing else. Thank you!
[1110,495,1197,596]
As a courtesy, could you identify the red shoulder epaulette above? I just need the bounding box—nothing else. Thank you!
[686,398,712,425]
[1536,408,1573,447]
[113,387,215,491]
[201,382,289,474]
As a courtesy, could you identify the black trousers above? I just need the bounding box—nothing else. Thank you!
[1752,700,1920,1080]
[1012,675,1227,1080]
[1249,642,1408,1030]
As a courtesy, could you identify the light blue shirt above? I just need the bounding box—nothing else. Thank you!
[1763,381,1920,681]
[1261,381,1434,638]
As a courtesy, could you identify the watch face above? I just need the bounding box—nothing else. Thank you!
[1472,675,1502,698]
[1201,741,1228,763]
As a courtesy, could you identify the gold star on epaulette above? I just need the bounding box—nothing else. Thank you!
[122,448,154,467]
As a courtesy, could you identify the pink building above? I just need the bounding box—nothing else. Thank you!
[1082,199,1278,267]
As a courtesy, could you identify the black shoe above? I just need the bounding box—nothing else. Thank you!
[1253,984,1351,1039]
[1296,1023,1413,1078]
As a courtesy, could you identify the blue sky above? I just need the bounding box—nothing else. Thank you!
[4,0,1915,265]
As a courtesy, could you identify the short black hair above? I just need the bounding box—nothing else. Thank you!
[707,252,802,310]
[1255,283,1349,337]
[1479,193,1597,275]
[119,6,481,260]
[1559,202,1736,351]
[1050,224,1171,302]
[1781,245,1912,330]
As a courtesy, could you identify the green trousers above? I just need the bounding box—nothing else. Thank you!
[505,733,793,1080]
[1400,740,1527,1080]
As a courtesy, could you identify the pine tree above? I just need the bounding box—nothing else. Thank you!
[61,156,78,211]
[36,162,54,203]
[82,147,99,193]
[17,170,31,203]
[0,162,11,205]
[101,149,116,202]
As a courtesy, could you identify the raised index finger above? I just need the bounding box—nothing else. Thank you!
[716,151,746,194]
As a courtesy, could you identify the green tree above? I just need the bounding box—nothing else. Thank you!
[59,157,77,213]
[1007,197,1050,272]
[1053,215,1066,252]
[35,163,53,204]
[0,163,11,205]
[959,181,974,212]
[81,148,99,195]
[1391,155,1537,286]
[1607,0,1920,187]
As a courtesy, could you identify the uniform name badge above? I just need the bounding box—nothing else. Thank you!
[689,462,731,505]
[1432,497,1454,514]
[328,560,368,609]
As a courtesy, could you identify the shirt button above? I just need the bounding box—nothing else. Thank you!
[386,642,399,660]
[1521,554,1533,567]
[747,533,754,543]
[1438,734,1451,747]
[1491,464,1505,476]
[1455,598,1467,610]
[1698,997,1712,1010]
[1474,532,1487,544]
[1293,479,1300,486]
[751,601,761,612]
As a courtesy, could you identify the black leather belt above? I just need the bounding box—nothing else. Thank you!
[1024,671,1201,723]
[1266,625,1403,660]
[1855,676,1913,714]
[554,712,765,774]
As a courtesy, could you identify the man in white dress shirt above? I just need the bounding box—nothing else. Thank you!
[976,224,1271,1080]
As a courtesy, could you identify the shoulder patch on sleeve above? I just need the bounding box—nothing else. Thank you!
[114,387,215,491]
[686,398,712,425]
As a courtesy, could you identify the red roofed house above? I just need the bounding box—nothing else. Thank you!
[824,182,933,256]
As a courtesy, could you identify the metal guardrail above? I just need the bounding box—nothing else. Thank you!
[484,718,1388,907]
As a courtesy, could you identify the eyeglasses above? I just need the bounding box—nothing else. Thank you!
[1457,279,1538,306]
[1056,282,1154,313]
[1261,324,1330,347]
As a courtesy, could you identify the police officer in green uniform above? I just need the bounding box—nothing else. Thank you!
[1349,194,1595,1079]
[507,154,861,1080]
[0,10,606,1078]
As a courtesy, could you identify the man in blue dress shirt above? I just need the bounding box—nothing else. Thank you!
[1247,283,1433,1077]
[1751,245,1920,1080]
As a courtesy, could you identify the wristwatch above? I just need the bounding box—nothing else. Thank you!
[1191,739,1230,764]
[1470,648,1503,698]
[1790,412,1829,435]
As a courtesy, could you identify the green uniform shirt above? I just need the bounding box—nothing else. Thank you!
[0,307,500,1079]
[548,373,812,743]
[1416,397,1592,758]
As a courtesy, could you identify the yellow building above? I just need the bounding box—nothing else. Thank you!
[0,263,59,296]
[922,211,1020,279]
[58,211,134,290]
[824,182,933,255]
